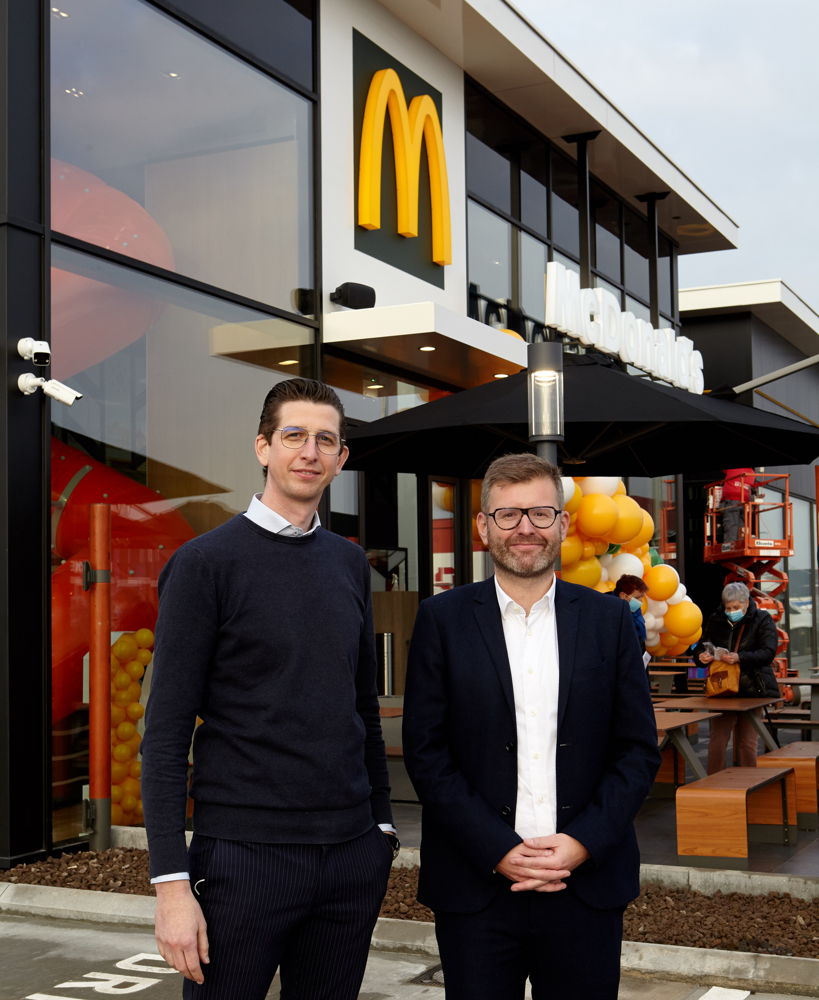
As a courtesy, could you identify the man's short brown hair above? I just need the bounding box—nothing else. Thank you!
[481,453,564,512]
[258,378,347,443]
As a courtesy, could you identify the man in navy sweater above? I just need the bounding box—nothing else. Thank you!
[141,378,396,1000]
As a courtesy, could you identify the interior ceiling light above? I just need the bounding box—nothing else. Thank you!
[163,71,182,79]
[367,383,384,390]
[51,7,70,17]
[278,359,298,366]
[64,87,85,98]
[493,372,509,379]
[418,345,436,352]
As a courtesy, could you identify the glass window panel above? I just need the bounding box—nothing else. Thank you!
[594,274,622,306]
[520,232,548,322]
[623,208,650,303]
[658,235,673,318]
[468,201,512,303]
[520,142,548,236]
[550,149,579,257]
[160,0,315,90]
[432,480,456,594]
[51,0,313,311]
[625,295,651,323]
[788,496,815,674]
[465,132,512,215]
[592,183,621,281]
[49,244,314,842]
[552,249,580,277]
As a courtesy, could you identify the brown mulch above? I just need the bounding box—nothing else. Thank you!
[2,849,817,959]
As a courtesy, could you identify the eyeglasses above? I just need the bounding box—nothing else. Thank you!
[485,506,563,530]
[273,427,345,455]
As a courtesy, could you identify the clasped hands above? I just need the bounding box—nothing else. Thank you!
[495,833,589,893]
[698,651,739,665]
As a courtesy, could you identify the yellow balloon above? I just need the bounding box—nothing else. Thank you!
[663,600,703,637]
[623,509,655,550]
[679,628,703,646]
[614,480,626,495]
[564,481,582,515]
[576,494,618,538]
[643,563,679,602]
[560,533,583,567]
[667,642,689,657]
[592,538,609,555]
[581,541,595,560]
[560,556,602,589]
[608,495,644,544]
[659,631,677,648]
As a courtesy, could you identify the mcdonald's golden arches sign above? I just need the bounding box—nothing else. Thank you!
[354,32,451,286]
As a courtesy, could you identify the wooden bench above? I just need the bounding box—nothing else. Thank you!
[757,742,819,830]
[676,766,797,868]
[767,708,819,741]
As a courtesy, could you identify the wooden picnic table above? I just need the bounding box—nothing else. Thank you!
[654,708,718,780]
[654,696,783,753]
[648,667,687,695]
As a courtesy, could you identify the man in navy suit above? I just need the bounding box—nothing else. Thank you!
[403,454,659,999]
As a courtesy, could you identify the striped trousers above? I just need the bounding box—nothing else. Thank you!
[183,825,393,1000]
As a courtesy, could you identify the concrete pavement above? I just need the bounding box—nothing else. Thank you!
[0,912,815,1000]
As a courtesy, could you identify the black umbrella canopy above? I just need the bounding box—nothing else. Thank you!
[345,355,819,478]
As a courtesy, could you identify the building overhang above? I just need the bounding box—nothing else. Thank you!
[323,302,527,387]
[680,280,819,357]
[375,0,738,255]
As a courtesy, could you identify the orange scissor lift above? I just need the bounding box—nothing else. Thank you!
[703,472,795,699]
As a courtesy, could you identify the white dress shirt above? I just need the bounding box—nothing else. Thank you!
[494,575,559,839]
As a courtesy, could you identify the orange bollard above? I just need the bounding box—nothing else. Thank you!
[87,503,112,850]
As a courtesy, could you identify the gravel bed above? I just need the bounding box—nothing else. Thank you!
[2,849,817,959]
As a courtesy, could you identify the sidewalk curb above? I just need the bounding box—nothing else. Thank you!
[2,882,817,995]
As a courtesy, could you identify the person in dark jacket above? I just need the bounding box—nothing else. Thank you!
[610,573,648,650]
[693,581,779,772]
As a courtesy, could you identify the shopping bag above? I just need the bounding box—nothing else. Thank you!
[706,659,740,697]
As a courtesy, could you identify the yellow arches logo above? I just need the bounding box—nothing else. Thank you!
[357,68,451,267]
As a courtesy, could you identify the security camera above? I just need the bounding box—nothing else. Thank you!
[18,338,52,366]
[42,379,83,406]
[17,372,83,406]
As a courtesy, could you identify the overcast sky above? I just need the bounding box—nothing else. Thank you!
[512,0,819,313]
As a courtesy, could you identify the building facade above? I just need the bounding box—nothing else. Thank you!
[3,0,813,867]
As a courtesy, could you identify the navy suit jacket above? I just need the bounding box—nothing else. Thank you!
[402,577,660,914]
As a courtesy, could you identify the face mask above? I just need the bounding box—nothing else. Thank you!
[628,597,642,613]
[725,609,744,623]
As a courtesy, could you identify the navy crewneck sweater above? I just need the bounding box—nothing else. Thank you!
[141,515,392,877]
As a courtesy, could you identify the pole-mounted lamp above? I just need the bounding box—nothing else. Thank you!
[527,340,564,465]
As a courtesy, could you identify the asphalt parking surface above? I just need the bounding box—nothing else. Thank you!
[0,913,813,1000]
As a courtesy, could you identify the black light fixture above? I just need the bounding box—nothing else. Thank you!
[527,340,564,465]
[330,282,376,310]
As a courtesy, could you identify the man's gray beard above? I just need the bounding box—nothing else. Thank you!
[487,533,561,579]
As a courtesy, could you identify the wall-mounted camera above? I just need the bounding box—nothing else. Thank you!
[17,338,52,366]
[18,373,83,407]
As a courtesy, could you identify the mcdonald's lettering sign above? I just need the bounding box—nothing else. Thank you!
[353,31,450,284]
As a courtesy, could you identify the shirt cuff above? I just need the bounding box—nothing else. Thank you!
[378,823,397,835]
[150,872,189,884]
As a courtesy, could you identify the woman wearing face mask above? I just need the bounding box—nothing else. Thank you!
[694,581,779,772]
[611,574,648,650]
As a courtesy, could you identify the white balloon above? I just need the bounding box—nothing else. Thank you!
[645,631,660,647]
[667,583,687,605]
[598,553,614,569]
[560,477,578,503]
[646,598,668,617]
[578,476,620,496]
[599,567,609,582]
[607,552,643,581]
[643,613,657,631]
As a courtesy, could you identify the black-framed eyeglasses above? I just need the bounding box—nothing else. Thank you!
[485,506,563,530]
[273,427,345,455]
